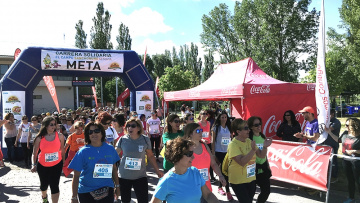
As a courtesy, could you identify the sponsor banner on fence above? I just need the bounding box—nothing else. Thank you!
[267,140,332,191]
[41,50,124,73]
[2,91,25,148]
[136,91,153,119]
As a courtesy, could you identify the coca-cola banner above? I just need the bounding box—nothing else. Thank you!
[268,140,332,191]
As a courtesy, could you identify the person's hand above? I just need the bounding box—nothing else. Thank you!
[294,132,303,138]
[219,175,227,187]
[263,138,272,148]
[345,149,355,155]
[27,145,30,149]
[324,126,331,134]
[201,139,208,144]
[115,187,120,198]
[71,197,79,203]
[14,143,17,147]
[251,140,256,151]
[31,165,37,172]
[157,170,164,178]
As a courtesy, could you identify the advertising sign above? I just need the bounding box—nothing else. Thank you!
[2,91,26,148]
[41,50,124,73]
[136,91,153,119]
[268,140,332,191]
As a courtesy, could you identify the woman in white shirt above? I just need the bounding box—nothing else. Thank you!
[14,115,31,168]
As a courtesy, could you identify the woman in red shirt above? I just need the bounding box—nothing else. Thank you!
[31,116,65,203]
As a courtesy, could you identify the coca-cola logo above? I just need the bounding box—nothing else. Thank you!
[221,86,238,95]
[189,90,200,97]
[250,85,270,94]
[267,145,331,177]
[263,115,282,135]
[307,84,315,91]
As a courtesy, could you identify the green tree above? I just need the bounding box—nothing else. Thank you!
[116,22,132,50]
[171,47,180,67]
[104,78,126,102]
[89,2,113,105]
[75,20,87,49]
[339,0,360,76]
[152,53,172,78]
[201,0,319,82]
[203,50,214,82]
[139,54,155,80]
[158,65,195,98]
[89,2,113,49]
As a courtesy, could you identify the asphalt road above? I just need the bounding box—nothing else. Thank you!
[0,158,351,203]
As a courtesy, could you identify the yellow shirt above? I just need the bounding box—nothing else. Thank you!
[228,138,257,184]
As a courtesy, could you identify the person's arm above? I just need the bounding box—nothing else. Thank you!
[232,141,256,166]
[150,197,162,203]
[27,129,32,149]
[31,137,41,172]
[14,125,22,147]
[324,127,340,143]
[71,170,80,202]
[146,149,164,178]
[0,119,8,127]
[276,123,284,137]
[59,133,66,163]
[112,163,120,198]
[304,132,320,142]
[146,122,150,135]
[211,130,216,155]
[204,144,226,186]
[201,184,220,203]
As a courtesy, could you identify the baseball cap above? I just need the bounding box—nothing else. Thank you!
[299,106,315,114]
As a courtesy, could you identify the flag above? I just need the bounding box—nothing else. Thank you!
[315,0,330,144]
[14,48,21,60]
[155,77,160,97]
[90,78,98,107]
[143,46,147,65]
[43,76,60,113]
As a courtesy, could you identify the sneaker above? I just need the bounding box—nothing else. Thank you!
[218,188,226,196]
[343,198,355,203]
[0,160,5,167]
[42,195,48,203]
[226,192,234,201]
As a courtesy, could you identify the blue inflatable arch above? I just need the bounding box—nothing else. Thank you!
[0,47,154,155]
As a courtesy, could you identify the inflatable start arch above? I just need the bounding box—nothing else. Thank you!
[0,47,155,157]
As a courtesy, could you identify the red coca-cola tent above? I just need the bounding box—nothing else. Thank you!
[164,57,316,138]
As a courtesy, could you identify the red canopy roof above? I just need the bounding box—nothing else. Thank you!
[164,57,314,101]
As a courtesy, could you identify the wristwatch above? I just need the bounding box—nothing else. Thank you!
[114,184,120,188]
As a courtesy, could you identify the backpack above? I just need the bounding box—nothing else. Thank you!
[222,152,232,176]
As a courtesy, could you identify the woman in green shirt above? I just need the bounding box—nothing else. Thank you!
[162,114,184,172]
[248,116,272,203]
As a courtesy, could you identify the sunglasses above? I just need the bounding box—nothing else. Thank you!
[22,118,27,120]
[89,128,101,135]
[195,129,203,134]
[31,119,37,121]
[126,124,137,128]
[202,113,207,115]
[151,112,155,115]
[132,114,138,117]
[49,123,56,127]
[173,120,180,124]
[241,126,249,131]
[285,114,291,117]
[253,123,262,127]
[102,122,111,125]
[346,124,349,127]
[184,151,194,157]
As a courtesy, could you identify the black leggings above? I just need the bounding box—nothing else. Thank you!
[207,143,214,179]
[37,161,63,194]
[20,143,32,166]
[119,177,148,203]
[231,181,256,203]
[150,135,161,158]
[256,174,271,203]
[343,159,360,199]
[78,187,114,203]
[215,151,230,192]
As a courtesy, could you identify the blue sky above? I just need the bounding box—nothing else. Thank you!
[0,0,344,60]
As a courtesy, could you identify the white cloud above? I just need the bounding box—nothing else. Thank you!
[133,38,177,56]
[120,7,173,37]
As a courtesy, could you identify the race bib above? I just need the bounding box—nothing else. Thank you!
[45,152,59,162]
[93,164,113,178]
[202,132,209,138]
[221,137,231,145]
[124,157,142,170]
[199,168,209,181]
[23,128,29,133]
[256,143,263,150]
[247,163,256,178]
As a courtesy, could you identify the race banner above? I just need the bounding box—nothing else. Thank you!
[43,76,60,113]
[41,50,124,73]
[136,91,153,118]
[2,91,25,148]
[315,0,330,144]
[117,88,130,107]
[268,140,332,191]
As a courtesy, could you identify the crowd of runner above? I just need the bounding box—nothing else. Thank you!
[0,104,359,203]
